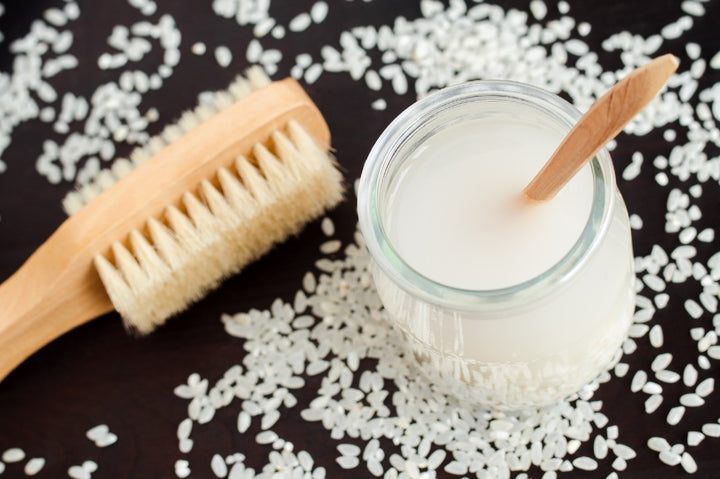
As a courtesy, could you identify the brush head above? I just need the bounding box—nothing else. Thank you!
[73,69,343,334]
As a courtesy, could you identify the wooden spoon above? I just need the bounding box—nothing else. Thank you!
[523,53,679,202]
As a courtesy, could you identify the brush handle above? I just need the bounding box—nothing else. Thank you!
[0,78,329,382]
[523,54,678,202]
[0,223,114,381]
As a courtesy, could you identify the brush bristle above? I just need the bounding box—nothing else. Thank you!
[62,66,272,216]
[93,120,344,335]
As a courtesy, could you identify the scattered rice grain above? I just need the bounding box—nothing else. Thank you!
[371,99,387,110]
[211,454,228,477]
[336,455,359,469]
[701,423,720,437]
[667,406,686,425]
[320,240,342,254]
[1,448,24,463]
[687,431,704,446]
[289,12,312,33]
[215,46,232,67]
[645,394,663,413]
[24,457,45,476]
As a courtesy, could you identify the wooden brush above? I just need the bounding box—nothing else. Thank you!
[0,67,344,381]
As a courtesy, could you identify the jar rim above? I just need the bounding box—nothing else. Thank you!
[357,80,616,310]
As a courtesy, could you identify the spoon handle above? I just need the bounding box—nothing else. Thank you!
[523,54,679,202]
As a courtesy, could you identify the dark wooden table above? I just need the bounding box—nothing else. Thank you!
[1,1,719,477]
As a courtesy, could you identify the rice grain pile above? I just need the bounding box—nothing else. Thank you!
[172,0,720,476]
[0,0,719,477]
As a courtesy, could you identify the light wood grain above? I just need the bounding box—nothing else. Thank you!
[523,54,679,202]
[0,78,329,382]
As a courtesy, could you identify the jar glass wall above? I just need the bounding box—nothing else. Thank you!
[357,81,635,410]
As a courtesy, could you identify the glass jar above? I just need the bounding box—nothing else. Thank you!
[357,81,635,410]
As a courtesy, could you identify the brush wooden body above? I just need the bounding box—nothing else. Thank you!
[0,77,342,382]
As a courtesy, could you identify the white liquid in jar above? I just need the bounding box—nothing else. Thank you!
[385,115,594,290]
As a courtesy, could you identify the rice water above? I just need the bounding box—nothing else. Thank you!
[358,82,636,409]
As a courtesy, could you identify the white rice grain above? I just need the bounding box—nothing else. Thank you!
[64,2,80,20]
[695,377,714,397]
[667,406,686,425]
[651,353,673,371]
[700,292,718,313]
[685,299,703,318]
[175,459,191,478]
[177,418,192,439]
[687,431,704,446]
[622,161,642,181]
[24,457,45,476]
[679,227,697,244]
[191,42,206,55]
[289,13,312,33]
[211,454,228,477]
[246,40,262,63]
[655,370,680,383]
[254,18,276,38]
[645,393,663,413]
[310,2,329,23]
[611,457,626,471]
[256,431,278,444]
[368,458,383,476]
[681,1,705,16]
[659,451,681,466]
[321,217,335,237]
[681,451,698,473]
[215,46,232,67]
[529,0,547,20]
[593,435,608,459]
[1,448,24,463]
[304,64,323,84]
[690,328,706,342]
[83,461,98,474]
[649,325,664,347]
[684,364,699,387]
[613,444,636,460]
[179,438,193,453]
[365,70,382,91]
[643,274,666,292]
[307,360,329,375]
[572,456,597,471]
[68,465,91,479]
[337,444,361,456]
[302,272,317,293]
[699,355,711,369]
[444,461,468,475]
[372,99,387,110]
[44,7,67,26]
[655,293,669,309]
[648,436,671,452]
[391,72,408,95]
[320,240,342,254]
[710,51,720,70]
[642,382,663,395]
[631,370,647,392]
[271,25,285,39]
[680,393,704,407]
[237,411,251,433]
[336,455,360,469]
[701,423,720,437]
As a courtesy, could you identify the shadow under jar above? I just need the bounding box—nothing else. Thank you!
[357,81,636,411]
